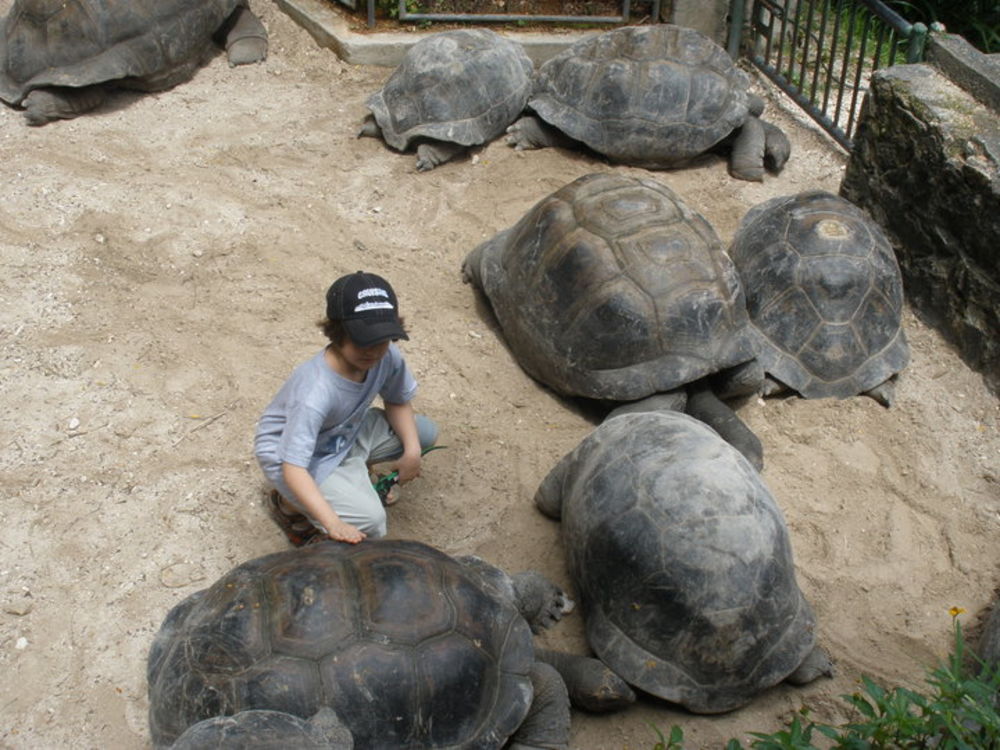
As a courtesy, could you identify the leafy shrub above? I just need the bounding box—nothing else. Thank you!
[655,610,1000,749]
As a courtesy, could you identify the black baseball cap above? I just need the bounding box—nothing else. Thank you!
[325,271,409,347]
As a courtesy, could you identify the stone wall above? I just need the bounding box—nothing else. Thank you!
[840,34,1000,394]
[660,0,731,45]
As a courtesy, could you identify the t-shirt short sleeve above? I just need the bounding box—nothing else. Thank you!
[379,345,418,404]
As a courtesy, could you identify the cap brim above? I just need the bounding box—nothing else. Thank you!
[344,318,409,347]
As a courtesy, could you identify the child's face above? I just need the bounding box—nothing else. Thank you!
[339,338,391,372]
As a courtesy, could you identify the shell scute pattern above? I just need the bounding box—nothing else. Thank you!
[465,172,754,401]
[530,25,750,166]
[536,411,820,713]
[730,190,909,399]
[366,28,533,152]
[148,541,535,749]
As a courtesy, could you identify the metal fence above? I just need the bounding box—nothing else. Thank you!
[332,0,927,151]
[729,0,928,149]
[395,0,659,25]
[334,1,660,28]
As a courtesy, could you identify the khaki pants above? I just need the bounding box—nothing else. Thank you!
[313,408,438,538]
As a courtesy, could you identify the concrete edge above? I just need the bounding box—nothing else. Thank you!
[927,32,1000,114]
[274,0,593,66]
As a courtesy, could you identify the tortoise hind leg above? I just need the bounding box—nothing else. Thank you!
[865,374,899,407]
[357,113,381,139]
[22,86,108,126]
[713,358,765,400]
[506,115,576,151]
[729,93,790,178]
[785,645,835,685]
[221,4,268,67]
[762,119,792,172]
[729,116,766,181]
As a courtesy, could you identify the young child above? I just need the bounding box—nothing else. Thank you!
[254,271,438,545]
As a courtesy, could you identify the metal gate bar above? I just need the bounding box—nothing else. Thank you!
[732,0,927,149]
[396,0,661,26]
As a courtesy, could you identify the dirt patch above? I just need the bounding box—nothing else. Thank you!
[1,2,998,749]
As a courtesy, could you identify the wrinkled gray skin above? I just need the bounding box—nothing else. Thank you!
[977,598,1000,678]
[535,411,834,713]
[729,190,909,405]
[171,708,354,750]
[359,28,533,172]
[148,539,629,750]
[462,171,765,470]
[506,24,790,181]
[0,0,267,125]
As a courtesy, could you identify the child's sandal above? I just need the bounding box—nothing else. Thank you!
[266,490,320,547]
[381,485,400,507]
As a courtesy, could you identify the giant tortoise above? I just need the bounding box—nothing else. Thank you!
[0,0,268,125]
[535,410,833,713]
[462,171,765,469]
[506,24,790,181]
[728,190,909,405]
[359,28,533,171]
[148,539,631,749]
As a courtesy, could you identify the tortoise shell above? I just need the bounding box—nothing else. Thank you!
[535,410,818,713]
[527,24,751,167]
[729,190,909,399]
[462,172,756,401]
[365,28,533,152]
[0,0,246,105]
[147,540,535,749]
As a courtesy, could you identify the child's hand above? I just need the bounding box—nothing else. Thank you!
[394,451,422,484]
[326,519,366,544]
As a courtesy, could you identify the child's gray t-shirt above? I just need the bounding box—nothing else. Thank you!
[253,345,417,497]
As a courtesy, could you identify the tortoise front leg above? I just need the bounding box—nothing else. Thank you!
[534,648,636,713]
[223,5,268,67]
[685,383,764,471]
[21,85,108,126]
[508,662,571,750]
[415,140,467,171]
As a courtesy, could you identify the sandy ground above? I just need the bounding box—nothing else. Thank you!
[1,2,999,748]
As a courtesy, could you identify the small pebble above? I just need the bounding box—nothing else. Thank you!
[4,600,33,616]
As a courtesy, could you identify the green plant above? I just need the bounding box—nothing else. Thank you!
[653,609,1000,749]
[888,0,1000,53]
[650,722,685,750]
[375,0,421,19]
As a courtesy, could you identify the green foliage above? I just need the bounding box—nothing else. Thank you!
[888,0,1000,53]
[374,0,421,19]
[653,614,1000,749]
[650,722,685,750]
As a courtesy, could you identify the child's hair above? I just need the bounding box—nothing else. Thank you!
[318,317,408,347]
